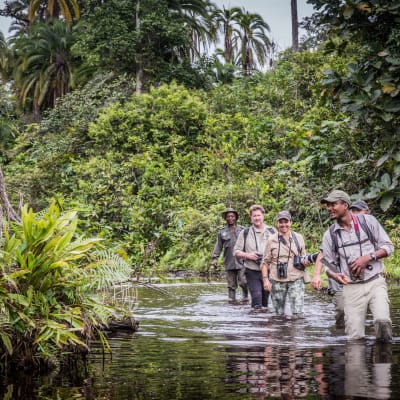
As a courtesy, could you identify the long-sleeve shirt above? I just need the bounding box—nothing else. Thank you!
[212,225,244,270]
[263,231,306,282]
[321,214,394,281]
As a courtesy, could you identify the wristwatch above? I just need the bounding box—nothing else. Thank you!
[369,252,377,261]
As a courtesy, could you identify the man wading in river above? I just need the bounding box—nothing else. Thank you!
[212,208,248,303]
[234,205,275,311]
[320,190,394,341]
[312,199,371,329]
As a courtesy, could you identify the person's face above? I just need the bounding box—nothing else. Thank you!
[250,210,264,227]
[225,212,237,225]
[277,218,291,234]
[326,200,348,220]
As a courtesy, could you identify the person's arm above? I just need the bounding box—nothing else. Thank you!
[370,215,394,257]
[261,238,273,291]
[212,232,223,268]
[351,215,394,276]
[311,251,324,290]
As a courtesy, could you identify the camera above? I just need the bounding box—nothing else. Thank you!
[349,263,373,281]
[293,252,319,271]
[255,254,263,266]
[277,261,288,279]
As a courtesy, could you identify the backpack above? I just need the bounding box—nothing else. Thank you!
[329,214,377,263]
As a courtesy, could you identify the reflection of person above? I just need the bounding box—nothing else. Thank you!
[261,211,309,317]
[320,190,394,341]
[234,205,275,311]
[312,199,371,328]
[344,342,391,399]
[212,207,248,302]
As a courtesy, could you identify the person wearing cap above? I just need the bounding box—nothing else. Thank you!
[234,205,275,311]
[349,200,370,215]
[212,207,248,303]
[320,189,394,341]
[261,211,309,317]
[312,199,370,329]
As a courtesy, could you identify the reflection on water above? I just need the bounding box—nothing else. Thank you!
[2,280,400,399]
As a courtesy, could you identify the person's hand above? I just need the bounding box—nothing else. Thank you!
[246,252,260,261]
[301,258,311,267]
[311,274,322,290]
[263,277,271,291]
[350,255,370,277]
[212,259,218,269]
[330,272,349,285]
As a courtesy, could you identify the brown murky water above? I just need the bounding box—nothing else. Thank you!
[2,279,400,399]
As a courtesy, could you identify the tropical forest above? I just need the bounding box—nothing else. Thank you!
[0,0,400,377]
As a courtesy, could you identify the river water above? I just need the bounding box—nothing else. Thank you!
[3,279,400,399]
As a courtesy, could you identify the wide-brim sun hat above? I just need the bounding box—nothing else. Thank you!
[221,207,239,219]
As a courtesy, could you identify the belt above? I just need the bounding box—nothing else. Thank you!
[349,273,381,284]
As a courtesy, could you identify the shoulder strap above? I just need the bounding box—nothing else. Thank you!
[291,232,302,254]
[267,227,275,234]
[243,227,250,251]
[356,214,378,250]
[329,224,340,261]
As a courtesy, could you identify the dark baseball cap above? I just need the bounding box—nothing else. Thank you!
[321,190,351,205]
[275,210,292,222]
[349,200,369,211]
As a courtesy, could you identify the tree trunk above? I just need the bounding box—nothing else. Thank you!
[135,0,143,94]
[291,0,299,52]
[0,166,21,222]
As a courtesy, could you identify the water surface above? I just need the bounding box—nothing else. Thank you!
[2,279,400,399]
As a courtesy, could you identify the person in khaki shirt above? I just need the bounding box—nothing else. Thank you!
[261,210,308,317]
[234,204,275,311]
[320,190,394,342]
[312,199,371,329]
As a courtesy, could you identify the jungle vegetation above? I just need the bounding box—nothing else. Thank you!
[0,0,400,367]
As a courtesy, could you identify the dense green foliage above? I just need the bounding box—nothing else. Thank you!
[0,202,132,369]
[0,2,399,285]
[308,0,400,211]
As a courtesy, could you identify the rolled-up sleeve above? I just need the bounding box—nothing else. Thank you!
[262,237,273,266]
[368,215,394,256]
[321,231,336,269]
[233,230,245,256]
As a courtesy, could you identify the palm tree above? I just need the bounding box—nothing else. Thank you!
[168,0,217,62]
[212,6,242,64]
[235,8,271,75]
[11,19,76,120]
[28,0,80,24]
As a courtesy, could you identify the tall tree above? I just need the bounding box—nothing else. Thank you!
[135,0,143,94]
[168,0,216,61]
[212,6,241,64]
[235,8,271,75]
[11,19,76,120]
[291,0,298,51]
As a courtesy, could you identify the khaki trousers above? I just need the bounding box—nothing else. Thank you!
[343,275,391,340]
